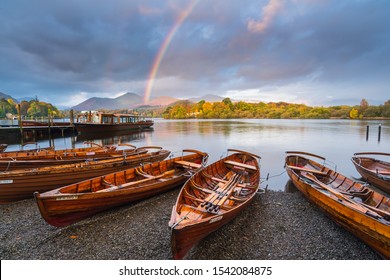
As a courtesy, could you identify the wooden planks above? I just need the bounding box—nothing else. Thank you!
[224,160,257,171]
[175,160,202,169]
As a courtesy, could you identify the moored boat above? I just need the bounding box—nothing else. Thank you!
[73,112,153,134]
[0,143,139,171]
[169,149,261,259]
[0,146,170,204]
[351,152,390,194]
[0,141,116,159]
[285,151,390,259]
[34,149,209,227]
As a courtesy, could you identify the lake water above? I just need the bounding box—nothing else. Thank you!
[2,119,389,191]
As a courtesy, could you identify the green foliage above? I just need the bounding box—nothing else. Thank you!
[0,98,17,118]
[0,98,61,118]
[2,97,389,120]
[160,99,390,120]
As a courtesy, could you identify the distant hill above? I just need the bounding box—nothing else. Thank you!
[0,92,18,103]
[115,92,143,107]
[71,92,142,110]
[188,94,226,103]
[148,96,180,106]
[71,92,181,110]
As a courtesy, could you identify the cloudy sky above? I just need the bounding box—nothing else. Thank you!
[1,0,389,108]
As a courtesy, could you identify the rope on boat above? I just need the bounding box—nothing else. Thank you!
[170,215,188,229]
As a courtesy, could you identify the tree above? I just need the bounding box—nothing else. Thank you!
[19,101,30,116]
[360,98,369,109]
[349,108,359,119]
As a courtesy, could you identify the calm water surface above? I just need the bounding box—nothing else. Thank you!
[2,119,389,191]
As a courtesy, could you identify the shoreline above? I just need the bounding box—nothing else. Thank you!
[0,189,380,260]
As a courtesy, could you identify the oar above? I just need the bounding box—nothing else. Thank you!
[204,173,242,213]
[302,173,383,219]
[201,173,236,207]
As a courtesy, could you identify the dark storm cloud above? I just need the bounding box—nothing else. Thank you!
[0,0,389,106]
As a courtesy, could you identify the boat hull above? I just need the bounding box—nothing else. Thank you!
[286,152,390,259]
[351,156,390,194]
[74,121,153,134]
[169,149,261,259]
[0,150,169,203]
[34,150,208,227]
[36,177,185,227]
[170,195,256,259]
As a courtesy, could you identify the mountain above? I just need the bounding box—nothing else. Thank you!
[148,96,180,106]
[0,92,18,103]
[188,94,226,103]
[71,92,142,111]
[71,97,116,111]
[115,92,143,106]
[71,92,182,110]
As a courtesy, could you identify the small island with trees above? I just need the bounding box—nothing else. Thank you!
[161,98,390,120]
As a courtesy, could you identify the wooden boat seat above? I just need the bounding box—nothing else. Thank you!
[344,189,374,201]
[175,160,201,169]
[180,204,208,217]
[224,160,257,171]
[210,176,247,188]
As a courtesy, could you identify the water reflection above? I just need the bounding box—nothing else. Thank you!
[284,180,299,193]
[75,129,152,146]
[1,119,389,191]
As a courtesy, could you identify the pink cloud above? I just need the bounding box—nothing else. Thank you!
[248,0,284,33]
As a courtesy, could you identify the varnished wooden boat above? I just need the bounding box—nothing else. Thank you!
[0,143,140,171]
[285,151,390,259]
[0,146,170,204]
[34,149,209,227]
[169,149,261,259]
[351,152,390,194]
[0,141,120,159]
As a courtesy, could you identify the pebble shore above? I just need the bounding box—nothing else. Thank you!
[0,188,381,260]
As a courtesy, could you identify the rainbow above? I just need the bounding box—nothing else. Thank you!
[143,0,198,104]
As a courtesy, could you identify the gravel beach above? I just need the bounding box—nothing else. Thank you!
[0,187,381,260]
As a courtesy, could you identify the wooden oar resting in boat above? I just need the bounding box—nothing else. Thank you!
[0,146,170,204]
[351,152,390,194]
[34,149,208,227]
[285,151,390,259]
[169,149,261,260]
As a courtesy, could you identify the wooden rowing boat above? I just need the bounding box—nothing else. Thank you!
[0,146,170,204]
[0,141,120,159]
[285,151,390,259]
[0,143,140,171]
[351,152,390,194]
[34,149,208,227]
[169,149,261,259]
